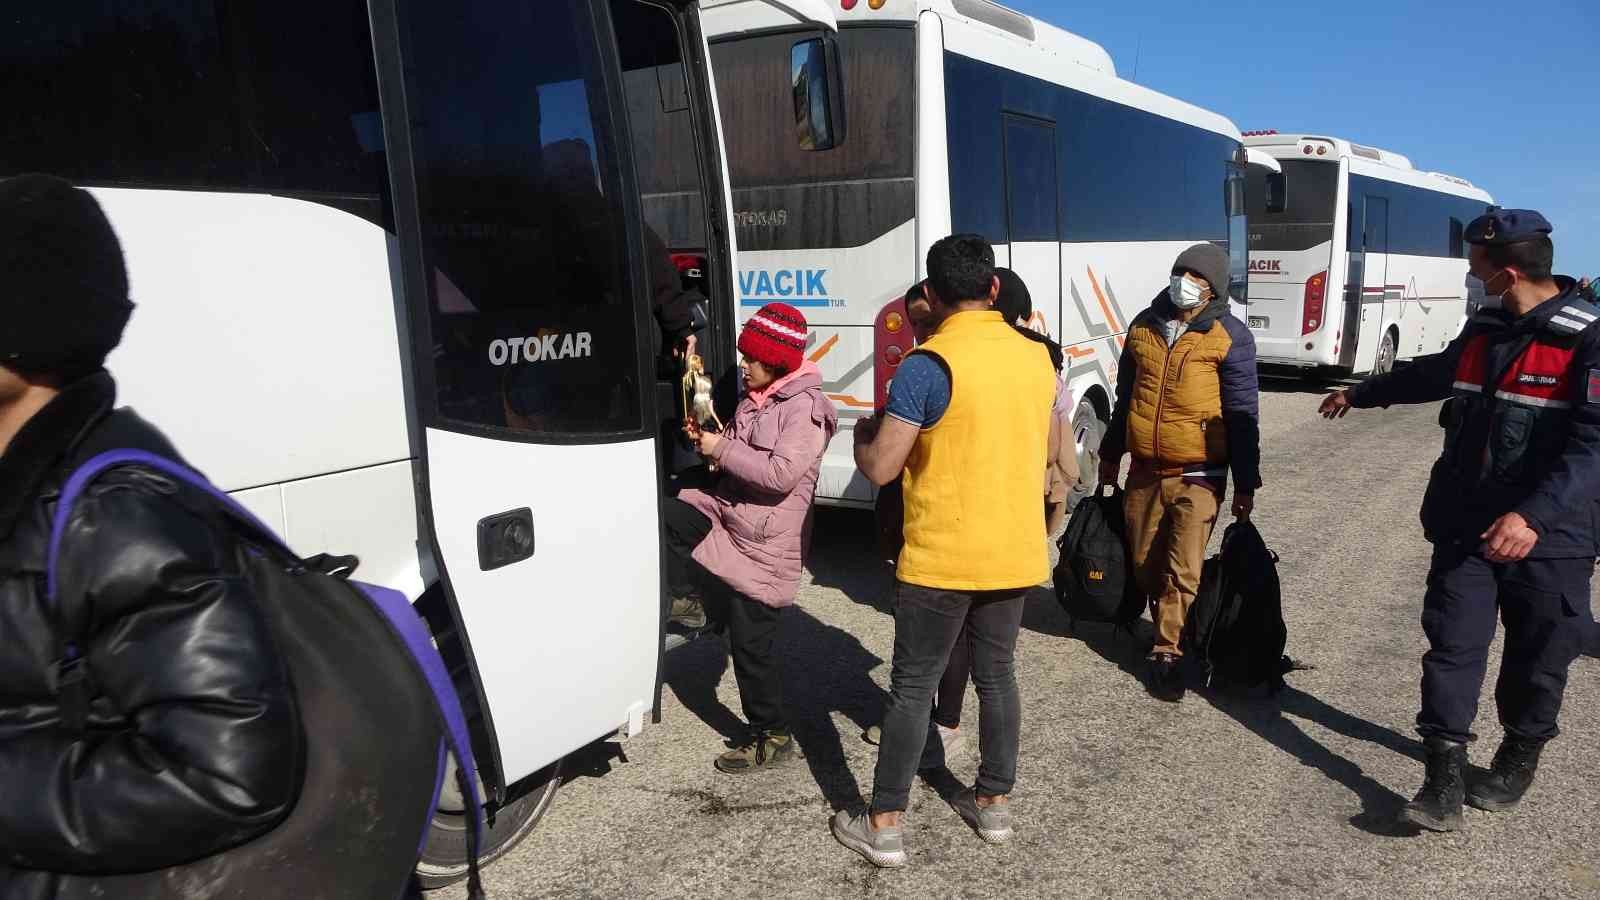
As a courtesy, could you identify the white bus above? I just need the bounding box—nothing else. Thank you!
[704,0,1250,504]
[1241,132,1494,375]
[1,0,836,887]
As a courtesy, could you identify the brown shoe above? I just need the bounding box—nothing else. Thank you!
[715,730,796,774]
[668,595,707,630]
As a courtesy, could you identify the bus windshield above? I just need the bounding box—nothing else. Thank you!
[1246,158,1338,253]
[709,26,914,251]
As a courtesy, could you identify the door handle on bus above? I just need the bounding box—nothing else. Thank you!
[477,508,535,571]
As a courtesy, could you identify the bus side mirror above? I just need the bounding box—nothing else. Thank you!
[791,36,846,151]
[1264,172,1288,214]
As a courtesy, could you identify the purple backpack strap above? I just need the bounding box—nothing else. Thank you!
[47,449,289,603]
[48,450,486,898]
[355,580,488,898]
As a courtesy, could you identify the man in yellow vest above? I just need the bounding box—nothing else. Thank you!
[1098,243,1262,702]
[831,234,1057,867]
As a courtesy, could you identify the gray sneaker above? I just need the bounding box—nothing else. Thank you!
[952,788,1013,844]
[830,809,907,868]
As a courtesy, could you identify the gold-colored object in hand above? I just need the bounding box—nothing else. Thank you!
[681,354,723,432]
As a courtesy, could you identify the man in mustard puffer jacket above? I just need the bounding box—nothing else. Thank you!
[1098,243,1262,701]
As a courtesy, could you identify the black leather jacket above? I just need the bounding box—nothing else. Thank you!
[0,373,301,879]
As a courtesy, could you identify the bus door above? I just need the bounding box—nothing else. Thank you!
[1002,114,1062,336]
[372,0,664,793]
[1344,195,1389,373]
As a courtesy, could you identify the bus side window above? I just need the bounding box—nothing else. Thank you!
[1,2,385,216]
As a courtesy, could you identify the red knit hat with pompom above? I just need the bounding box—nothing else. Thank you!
[738,302,808,372]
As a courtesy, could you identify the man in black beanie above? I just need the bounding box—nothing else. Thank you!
[1097,243,1262,702]
[0,175,303,892]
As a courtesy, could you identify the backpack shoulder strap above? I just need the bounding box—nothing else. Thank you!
[353,580,488,899]
[48,449,292,604]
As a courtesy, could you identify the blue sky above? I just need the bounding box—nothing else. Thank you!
[1009,0,1600,278]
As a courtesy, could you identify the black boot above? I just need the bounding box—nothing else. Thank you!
[1146,653,1184,702]
[1398,737,1467,832]
[1467,736,1544,812]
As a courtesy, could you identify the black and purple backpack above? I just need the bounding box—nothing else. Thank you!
[33,449,486,900]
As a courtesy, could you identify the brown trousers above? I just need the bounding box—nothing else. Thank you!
[1124,469,1221,657]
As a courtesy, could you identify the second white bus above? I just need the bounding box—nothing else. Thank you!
[1241,132,1494,375]
[705,0,1251,505]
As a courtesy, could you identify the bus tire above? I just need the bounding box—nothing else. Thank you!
[414,757,562,890]
[1372,329,1398,375]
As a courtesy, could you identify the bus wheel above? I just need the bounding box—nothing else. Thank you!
[414,756,562,890]
[1373,330,1397,375]
[1067,396,1108,512]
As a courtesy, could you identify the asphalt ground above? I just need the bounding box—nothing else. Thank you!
[441,375,1600,900]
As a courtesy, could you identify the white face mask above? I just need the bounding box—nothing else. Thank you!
[1466,274,1502,309]
[1170,275,1206,310]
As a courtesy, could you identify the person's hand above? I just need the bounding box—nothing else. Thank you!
[671,333,698,362]
[682,417,701,443]
[1232,491,1255,520]
[1481,512,1538,563]
[696,429,723,458]
[1098,458,1120,488]
[1319,390,1353,419]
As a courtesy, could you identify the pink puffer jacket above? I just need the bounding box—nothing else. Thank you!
[678,363,837,607]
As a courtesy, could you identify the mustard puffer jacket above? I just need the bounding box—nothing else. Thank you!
[1101,291,1263,490]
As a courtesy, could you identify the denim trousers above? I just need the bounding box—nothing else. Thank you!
[870,581,1026,813]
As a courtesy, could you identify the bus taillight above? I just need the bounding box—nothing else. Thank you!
[874,297,914,410]
[1302,271,1328,336]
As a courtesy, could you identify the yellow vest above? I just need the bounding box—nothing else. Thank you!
[897,310,1057,590]
[1124,316,1232,472]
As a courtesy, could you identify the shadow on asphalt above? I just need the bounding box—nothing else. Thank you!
[1200,685,1426,837]
[1058,595,1430,838]
[805,507,894,615]
[662,602,887,814]
[1257,366,1353,395]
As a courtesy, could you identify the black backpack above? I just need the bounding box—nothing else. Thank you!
[1053,486,1141,628]
[1186,520,1293,691]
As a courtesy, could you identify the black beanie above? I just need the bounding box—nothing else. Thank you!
[1171,242,1232,303]
[994,267,1032,325]
[0,174,133,377]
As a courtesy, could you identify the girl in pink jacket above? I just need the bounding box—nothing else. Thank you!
[663,302,838,773]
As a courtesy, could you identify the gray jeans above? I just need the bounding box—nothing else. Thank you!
[870,581,1026,813]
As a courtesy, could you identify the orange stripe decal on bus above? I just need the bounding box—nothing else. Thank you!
[826,392,877,409]
[1086,266,1123,332]
[809,333,840,363]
